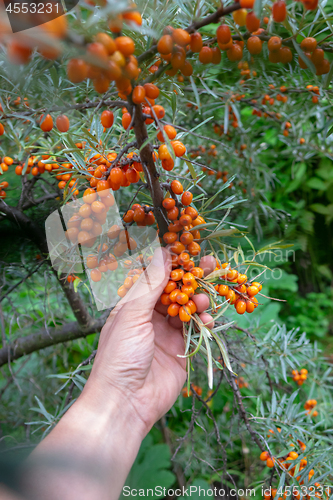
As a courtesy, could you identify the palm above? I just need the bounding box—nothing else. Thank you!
[95,309,186,432]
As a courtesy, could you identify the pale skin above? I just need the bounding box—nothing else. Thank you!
[1,248,216,500]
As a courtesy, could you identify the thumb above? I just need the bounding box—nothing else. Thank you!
[120,247,171,320]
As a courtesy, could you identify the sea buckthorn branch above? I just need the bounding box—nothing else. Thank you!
[131,102,169,235]
[0,315,107,368]
[0,99,127,122]
[225,368,265,451]
[137,2,242,65]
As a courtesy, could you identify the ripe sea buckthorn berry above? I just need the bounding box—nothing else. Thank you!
[179,306,191,322]
[157,34,173,54]
[182,272,195,286]
[94,74,110,94]
[300,37,317,52]
[171,268,184,281]
[83,188,97,204]
[163,198,176,210]
[179,214,192,226]
[168,221,183,232]
[101,110,114,128]
[171,180,183,194]
[188,241,201,256]
[172,28,191,46]
[226,289,236,304]
[235,299,246,314]
[180,232,193,245]
[227,269,238,281]
[161,293,172,306]
[170,241,185,255]
[311,48,324,66]
[181,191,193,206]
[158,144,172,160]
[56,115,69,132]
[67,58,88,83]
[245,299,255,313]
[164,280,177,294]
[237,274,248,284]
[190,32,203,53]
[260,451,270,461]
[186,300,197,314]
[107,225,121,240]
[91,200,106,213]
[167,207,179,220]
[181,60,193,77]
[240,0,254,6]
[211,46,222,64]
[86,254,98,269]
[94,32,116,55]
[78,203,92,219]
[115,36,135,56]
[279,47,293,64]
[199,46,213,64]
[132,85,146,104]
[272,0,287,22]
[171,50,186,69]
[176,292,189,305]
[185,207,198,220]
[251,281,262,291]
[266,458,275,468]
[247,36,262,55]
[40,114,53,132]
[122,113,132,130]
[0,123,4,135]
[152,105,165,119]
[268,36,282,52]
[91,269,102,282]
[117,285,128,297]
[172,141,186,157]
[163,232,178,244]
[133,207,145,223]
[219,284,229,296]
[168,303,181,317]
[227,44,243,61]
[216,24,231,44]
[246,12,260,33]
[181,285,194,297]
[233,8,247,26]
[109,167,122,185]
[143,83,160,100]
[169,290,179,302]
[247,285,259,296]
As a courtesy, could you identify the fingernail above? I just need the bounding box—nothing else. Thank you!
[151,247,166,268]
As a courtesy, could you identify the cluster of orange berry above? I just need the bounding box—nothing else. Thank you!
[235,376,249,389]
[304,399,318,417]
[158,180,205,323]
[181,385,203,397]
[214,265,262,315]
[291,368,308,385]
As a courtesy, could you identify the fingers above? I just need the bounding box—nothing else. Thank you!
[118,247,171,322]
[199,255,217,276]
[192,293,210,313]
[198,312,214,330]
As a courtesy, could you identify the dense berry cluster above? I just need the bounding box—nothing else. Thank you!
[292,368,308,385]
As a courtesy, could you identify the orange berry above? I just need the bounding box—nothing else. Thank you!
[246,12,260,33]
[171,180,183,195]
[190,32,203,53]
[172,28,191,47]
[179,305,191,322]
[101,110,114,128]
[235,299,246,315]
[168,303,181,317]
[272,0,287,22]
[216,24,231,45]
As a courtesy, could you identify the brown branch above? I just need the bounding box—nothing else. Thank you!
[0,315,107,368]
[0,100,127,122]
[131,103,169,236]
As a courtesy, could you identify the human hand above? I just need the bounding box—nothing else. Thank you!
[82,247,216,436]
